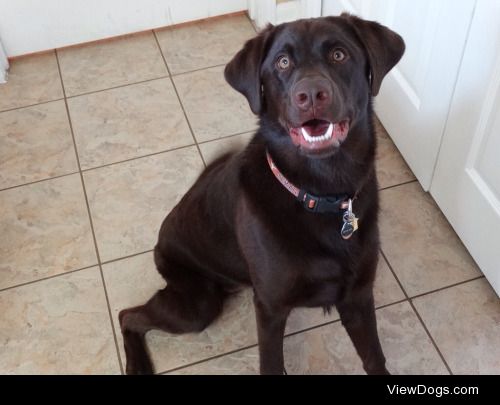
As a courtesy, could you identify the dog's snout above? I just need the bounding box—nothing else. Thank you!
[292,77,332,112]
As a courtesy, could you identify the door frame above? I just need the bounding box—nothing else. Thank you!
[0,37,8,84]
[249,0,322,28]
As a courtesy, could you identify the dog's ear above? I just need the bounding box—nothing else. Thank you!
[224,24,275,115]
[340,13,405,96]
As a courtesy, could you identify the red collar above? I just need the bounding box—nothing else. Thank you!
[266,150,354,214]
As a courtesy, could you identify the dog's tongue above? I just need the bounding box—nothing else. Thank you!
[302,120,331,137]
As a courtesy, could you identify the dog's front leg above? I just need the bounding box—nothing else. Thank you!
[337,292,390,375]
[253,295,290,375]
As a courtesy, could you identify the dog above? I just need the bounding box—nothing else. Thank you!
[119,13,405,375]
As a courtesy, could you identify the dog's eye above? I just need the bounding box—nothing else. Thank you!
[330,48,348,63]
[276,55,291,70]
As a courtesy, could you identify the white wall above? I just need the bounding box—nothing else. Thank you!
[0,0,247,57]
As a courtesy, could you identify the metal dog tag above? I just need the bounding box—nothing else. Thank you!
[341,221,355,239]
[341,199,359,240]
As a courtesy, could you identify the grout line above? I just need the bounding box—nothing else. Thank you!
[0,246,166,294]
[55,49,125,375]
[373,297,410,311]
[379,179,418,192]
[152,30,207,168]
[49,64,231,102]
[0,171,79,192]
[158,343,259,375]
[169,63,229,78]
[409,275,485,301]
[380,249,453,375]
[407,299,454,375]
[283,298,409,339]
[0,264,99,294]
[197,129,256,145]
[0,246,158,295]
[2,65,233,117]
[65,75,170,99]
[284,317,344,340]
[81,127,258,173]
[81,143,196,173]
[379,250,410,299]
[0,130,256,194]
[0,98,65,114]
[101,248,155,266]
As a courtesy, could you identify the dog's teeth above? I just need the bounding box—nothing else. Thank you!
[301,127,310,141]
[325,123,334,139]
[301,127,314,143]
[301,123,334,143]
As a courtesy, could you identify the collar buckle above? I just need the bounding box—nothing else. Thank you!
[302,193,349,214]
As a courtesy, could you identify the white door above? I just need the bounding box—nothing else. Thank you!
[322,0,476,190]
[431,0,500,295]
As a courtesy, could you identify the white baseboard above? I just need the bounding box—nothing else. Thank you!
[0,0,247,57]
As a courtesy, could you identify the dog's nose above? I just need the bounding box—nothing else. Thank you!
[293,78,332,112]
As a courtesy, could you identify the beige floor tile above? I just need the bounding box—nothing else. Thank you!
[0,267,120,374]
[69,79,192,169]
[156,14,255,75]
[413,278,500,374]
[84,147,204,262]
[173,66,257,142]
[169,346,260,375]
[103,252,257,374]
[374,117,415,189]
[0,174,97,290]
[284,301,448,375]
[0,101,78,189]
[0,52,63,111]
[199,132,254,165]
[380,182,481,296]
[58,31,167,96]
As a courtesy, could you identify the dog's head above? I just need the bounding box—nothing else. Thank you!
[225,14,405,158]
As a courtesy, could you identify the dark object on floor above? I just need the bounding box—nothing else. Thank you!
[119,13,405,375]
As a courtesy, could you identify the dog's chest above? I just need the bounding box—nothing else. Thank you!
[287,253,353,308]
[294,278,343,308]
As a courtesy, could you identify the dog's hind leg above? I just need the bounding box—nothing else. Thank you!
[119,276,226,375]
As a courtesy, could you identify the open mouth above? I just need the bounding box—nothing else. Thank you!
[289,119,350,152]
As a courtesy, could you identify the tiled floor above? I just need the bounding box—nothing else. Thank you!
[1,14,498,375]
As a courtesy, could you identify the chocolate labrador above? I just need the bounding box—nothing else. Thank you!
[119,13,405,375]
